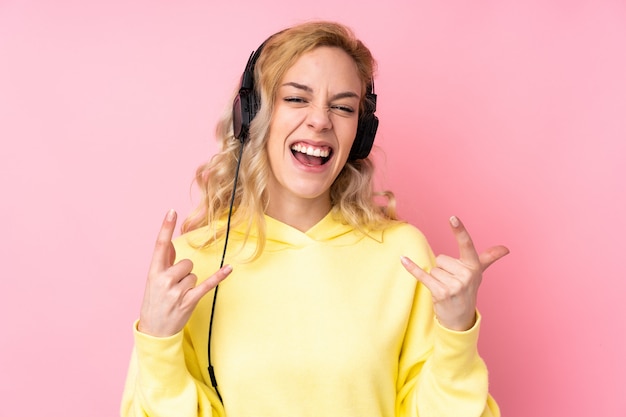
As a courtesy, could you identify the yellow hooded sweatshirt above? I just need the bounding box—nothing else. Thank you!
[121,213,499,417]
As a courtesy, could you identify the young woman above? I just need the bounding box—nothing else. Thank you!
[121,21,508,417]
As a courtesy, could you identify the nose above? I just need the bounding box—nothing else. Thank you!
[306,103,332,133]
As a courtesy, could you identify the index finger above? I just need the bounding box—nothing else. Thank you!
[149,209,177,274]
[449,215,480,266]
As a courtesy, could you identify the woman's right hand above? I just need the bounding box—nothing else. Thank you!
[137,209,233,337]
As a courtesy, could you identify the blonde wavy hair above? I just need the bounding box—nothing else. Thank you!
[182,21,398,259]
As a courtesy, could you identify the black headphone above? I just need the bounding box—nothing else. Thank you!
[232,40,379,160]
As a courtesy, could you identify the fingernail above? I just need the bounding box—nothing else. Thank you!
[449,215,459,227]
[400,256,411,266]
[222,264,233,274]
[166,209,176,221]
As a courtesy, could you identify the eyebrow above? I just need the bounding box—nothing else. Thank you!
[281,82,360,101]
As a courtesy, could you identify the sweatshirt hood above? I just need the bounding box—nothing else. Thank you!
[233,212,383,252]
[180,211,385,258]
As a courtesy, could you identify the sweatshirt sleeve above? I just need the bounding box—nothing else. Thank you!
[120,321,224,417]
[395,228,500,417]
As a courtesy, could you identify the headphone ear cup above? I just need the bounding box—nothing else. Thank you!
[350,113,378,160]
[232,93,244,142]
[349,90,378,160]
[233,88,261,144]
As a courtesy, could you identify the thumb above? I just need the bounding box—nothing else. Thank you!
[478,245,510,270]
[186,264,233,306]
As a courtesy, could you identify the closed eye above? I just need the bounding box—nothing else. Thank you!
[284,97,308,105]
[330,104,355,114]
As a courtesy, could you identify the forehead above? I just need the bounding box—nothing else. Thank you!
[280,46,362,94]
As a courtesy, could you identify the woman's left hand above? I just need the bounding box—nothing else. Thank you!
[401,216,509,331]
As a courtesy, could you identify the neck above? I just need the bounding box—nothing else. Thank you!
[265,195,331,232]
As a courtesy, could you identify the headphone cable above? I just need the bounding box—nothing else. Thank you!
[208,140,244,404]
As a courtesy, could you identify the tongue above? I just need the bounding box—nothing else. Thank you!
[294,152,324,166]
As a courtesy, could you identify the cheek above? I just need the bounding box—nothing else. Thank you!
[337,119,359,148]
[265,130,290,169]
[267,112,291,144]
[266,116,284,151]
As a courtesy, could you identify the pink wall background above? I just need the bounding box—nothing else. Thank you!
[1,1,625,416]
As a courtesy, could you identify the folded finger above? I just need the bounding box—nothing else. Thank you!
[167,258,194,283]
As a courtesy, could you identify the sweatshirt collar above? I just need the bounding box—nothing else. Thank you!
[257,212,383,250]
[183,211,385,254]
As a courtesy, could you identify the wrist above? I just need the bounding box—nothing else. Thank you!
[436,311,477,332]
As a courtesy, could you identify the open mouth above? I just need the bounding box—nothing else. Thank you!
[290,143,332,166]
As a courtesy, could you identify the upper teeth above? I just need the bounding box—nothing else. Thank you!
[291,144,330,158]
